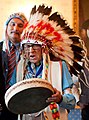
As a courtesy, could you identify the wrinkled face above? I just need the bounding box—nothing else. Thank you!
[23,43,42,65]
[6,18,25,44]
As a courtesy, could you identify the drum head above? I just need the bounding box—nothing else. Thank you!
[5,78,54,114]
[8,87,53,114]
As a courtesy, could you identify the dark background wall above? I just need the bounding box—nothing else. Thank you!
[79,0,89,29]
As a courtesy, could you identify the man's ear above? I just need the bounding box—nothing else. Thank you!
[41,44,50,55]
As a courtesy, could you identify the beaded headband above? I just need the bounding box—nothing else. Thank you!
[6,12,27,25]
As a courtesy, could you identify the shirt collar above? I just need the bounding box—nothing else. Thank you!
[9,41,20,49]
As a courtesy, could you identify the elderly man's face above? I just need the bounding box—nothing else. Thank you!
[23,44,42,65]
[6,18,25,44]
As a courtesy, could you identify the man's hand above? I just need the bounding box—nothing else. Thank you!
[46,88,62,103]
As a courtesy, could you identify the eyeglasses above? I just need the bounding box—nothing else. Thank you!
[23,44,41,50]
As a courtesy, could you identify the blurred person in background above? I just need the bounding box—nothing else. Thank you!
[72,19,89,120]
[78,19,89,120]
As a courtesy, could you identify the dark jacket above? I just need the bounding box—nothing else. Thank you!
[79,58,89,104]
[0,42,6,108]
[0,41,18,120]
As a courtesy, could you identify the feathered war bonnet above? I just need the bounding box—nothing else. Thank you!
[21,4,86,78]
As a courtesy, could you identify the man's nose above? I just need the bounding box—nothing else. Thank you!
[13,24,19,30]
[29,46,35,52]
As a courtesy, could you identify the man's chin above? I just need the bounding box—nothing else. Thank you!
[11,37,21,43]
[29,60,38,64]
